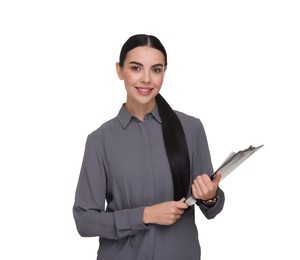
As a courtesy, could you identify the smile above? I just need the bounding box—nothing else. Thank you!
[136,87,153,95]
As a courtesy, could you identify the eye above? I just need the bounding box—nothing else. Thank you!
[131,66,141,71]
[152,67,163,73]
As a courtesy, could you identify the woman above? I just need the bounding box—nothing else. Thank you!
[73,34,225,260]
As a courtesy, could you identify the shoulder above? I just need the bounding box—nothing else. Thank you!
[87,116,119,141]
[174,110,204,128]
[174,110,207,141]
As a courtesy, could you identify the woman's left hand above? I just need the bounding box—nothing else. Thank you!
[192,171,221,201]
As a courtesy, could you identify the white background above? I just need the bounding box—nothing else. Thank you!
[1,0,299,259]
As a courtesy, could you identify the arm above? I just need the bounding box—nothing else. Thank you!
[191,119,225,219]
[73,134,149,240]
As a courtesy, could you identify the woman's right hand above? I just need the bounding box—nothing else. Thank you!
[143,198,188,225]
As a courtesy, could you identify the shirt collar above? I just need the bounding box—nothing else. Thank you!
[117,103,162,129]
[151,105,162,123]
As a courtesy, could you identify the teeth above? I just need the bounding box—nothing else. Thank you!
[137,88,151,92]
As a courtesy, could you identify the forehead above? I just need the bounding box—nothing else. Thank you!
[125,46,165,65]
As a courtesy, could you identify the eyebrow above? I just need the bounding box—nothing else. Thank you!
[129,61,164,67]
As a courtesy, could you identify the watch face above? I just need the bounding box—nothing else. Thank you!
[202,196,217,205]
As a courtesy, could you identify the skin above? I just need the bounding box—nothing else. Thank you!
[192,171,221,201]
[116,46,221,226]
[116,46,166,122]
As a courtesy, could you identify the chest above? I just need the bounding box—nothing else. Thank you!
[102,121,173,202]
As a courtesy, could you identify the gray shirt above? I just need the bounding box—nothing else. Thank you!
[73,104,225,260]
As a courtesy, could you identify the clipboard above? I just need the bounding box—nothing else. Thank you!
[185,144,264,206]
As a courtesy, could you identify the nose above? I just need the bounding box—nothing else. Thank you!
[141,71,150,83]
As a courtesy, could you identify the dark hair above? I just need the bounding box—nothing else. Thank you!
[119,34,190,200]
[119,34,167,68]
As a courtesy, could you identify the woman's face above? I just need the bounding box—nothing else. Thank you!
[116,46,166,110]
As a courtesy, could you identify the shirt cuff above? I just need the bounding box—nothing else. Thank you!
[114,207,149,236]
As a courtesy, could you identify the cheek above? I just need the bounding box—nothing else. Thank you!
[153,75,164,87]
[124,71,138,84]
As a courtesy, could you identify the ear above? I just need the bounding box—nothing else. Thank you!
[116,62,123,80]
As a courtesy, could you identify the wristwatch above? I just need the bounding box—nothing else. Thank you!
[201,195,218,206]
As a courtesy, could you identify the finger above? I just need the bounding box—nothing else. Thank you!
[191,184,201,199]
[192,181,203,198]
[178,197,189,208]
[176,200,189,209]
[178,197,186,203]
[175,209,185,215]
[212,171,222,185]
[195,176,209,194]
[201,174,211,182]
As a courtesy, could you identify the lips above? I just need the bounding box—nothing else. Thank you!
[136,87,153,95]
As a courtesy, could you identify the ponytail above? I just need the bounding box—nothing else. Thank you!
[155,94,190,200]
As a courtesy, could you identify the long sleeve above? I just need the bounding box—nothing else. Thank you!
[73,134,148,240]
[190,118,225,219]
[196,187,225,219]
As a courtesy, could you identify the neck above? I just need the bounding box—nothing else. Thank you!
[125,100,156,121]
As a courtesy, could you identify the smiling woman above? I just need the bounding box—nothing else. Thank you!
[73,34,225,260]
